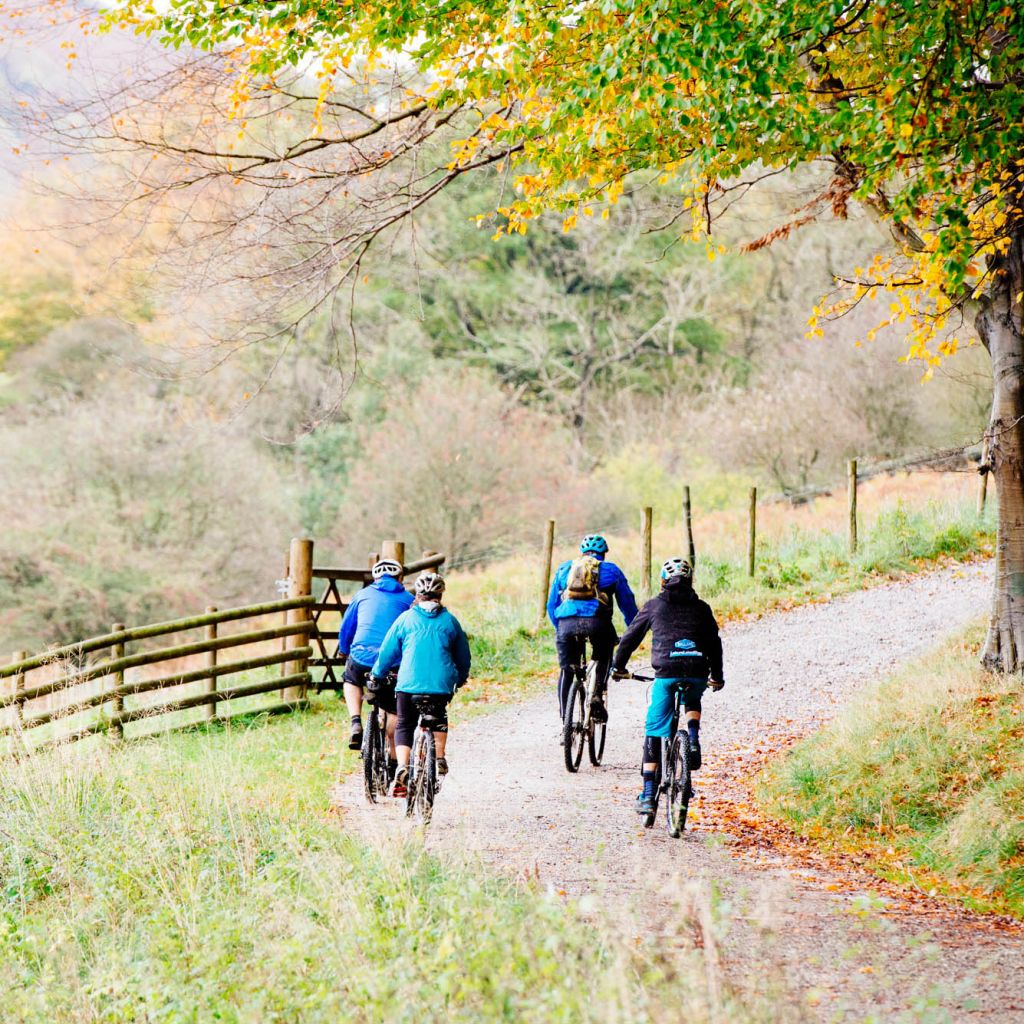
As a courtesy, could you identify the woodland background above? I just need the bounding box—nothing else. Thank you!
[0,12,991,650]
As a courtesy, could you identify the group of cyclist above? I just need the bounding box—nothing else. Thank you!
[337,533,723,815]
[337,562,470,800]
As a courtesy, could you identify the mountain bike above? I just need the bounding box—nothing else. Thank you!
[629,673,706,839]
[360,671,397,804]
[562,639,609,773]
[405,694,448,824]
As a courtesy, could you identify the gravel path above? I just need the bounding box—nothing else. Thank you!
[336,563,1024,1021]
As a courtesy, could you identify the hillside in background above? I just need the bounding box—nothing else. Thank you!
[0,165,991,652]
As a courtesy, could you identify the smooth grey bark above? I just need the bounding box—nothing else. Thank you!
[977,228,1024,673]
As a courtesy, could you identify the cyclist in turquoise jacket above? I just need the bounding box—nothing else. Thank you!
[371,572,471,798]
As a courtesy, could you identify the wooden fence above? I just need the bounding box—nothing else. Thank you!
[535,456,991,616]
[1,537,446,755]
[308,543,445,689]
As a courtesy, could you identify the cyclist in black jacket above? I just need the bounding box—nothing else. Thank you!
[612,557,724,815]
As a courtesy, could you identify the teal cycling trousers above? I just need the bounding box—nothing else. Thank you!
[644,677,708,737]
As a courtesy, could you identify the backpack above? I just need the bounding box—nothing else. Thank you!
[564,556,603,602]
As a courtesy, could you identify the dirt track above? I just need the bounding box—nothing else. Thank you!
[336,562,1024,1021]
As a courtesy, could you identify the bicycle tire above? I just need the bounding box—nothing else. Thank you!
[409,729,437,824]
[361,707,385,804]
[405,730,422,818]
[562,679,586,773]
[587,717,607,765]
[665,732,691,837]
[585,662,607,766]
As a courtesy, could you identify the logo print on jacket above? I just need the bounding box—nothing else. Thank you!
[670,638,703,658]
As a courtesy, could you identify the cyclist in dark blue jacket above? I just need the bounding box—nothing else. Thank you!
[547,534,638,725]
[612,557,724,815]
[337,558,413,752]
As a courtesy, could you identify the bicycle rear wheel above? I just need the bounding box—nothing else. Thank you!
[406,729,437,823]
[665,732,692,837]
[562,679,586,773]
[361,708,388,804]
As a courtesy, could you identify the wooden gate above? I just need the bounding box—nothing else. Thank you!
[303,543,446,690]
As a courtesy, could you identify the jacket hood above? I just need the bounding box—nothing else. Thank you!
[413,601,444,618]
[659,576,695,604]
[372,575,407,593]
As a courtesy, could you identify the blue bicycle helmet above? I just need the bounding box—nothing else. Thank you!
[580,534,609,556]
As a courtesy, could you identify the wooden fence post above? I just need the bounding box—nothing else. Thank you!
[12,650,26,730]
[283,538,313,704]
[978,469,989,515]
[641,506,653,602]
[848,459,858,555]
[747,487,757,578]
[203,607,217,722]
[380,540,406,567]
[682,485,696,568]
[110,625,124,740]
[9,650,26,757]
[538,519,555,629]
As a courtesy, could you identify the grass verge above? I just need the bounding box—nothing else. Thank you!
[0,708,782,1023]
[758,626,1024,919]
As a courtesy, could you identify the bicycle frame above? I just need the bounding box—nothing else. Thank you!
[628,671,708,836]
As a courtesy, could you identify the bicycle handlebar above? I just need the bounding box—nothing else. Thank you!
[615,671,718,689]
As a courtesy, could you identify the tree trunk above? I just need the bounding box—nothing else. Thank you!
[978,228,1024,673]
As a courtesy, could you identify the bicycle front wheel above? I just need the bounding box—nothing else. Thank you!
[361,708,387,804]
[586,664,607,766]
[562,679,586,773]
[665,732,692,838]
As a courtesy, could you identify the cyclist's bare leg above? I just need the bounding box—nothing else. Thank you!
[386,715,397,759]
[343,682,363,719]
[396,744,411,768]
[434,731,448,759]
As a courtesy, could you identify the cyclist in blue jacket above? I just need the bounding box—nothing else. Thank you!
[547,534,638,725]
[371,572,471,799]
[337,558,413,753]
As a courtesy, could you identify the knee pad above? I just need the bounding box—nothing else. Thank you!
[643,735,662,764]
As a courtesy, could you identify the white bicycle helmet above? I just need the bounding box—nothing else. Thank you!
[415,571,446,597]
[660,557,693,581]
[371,558,403,580]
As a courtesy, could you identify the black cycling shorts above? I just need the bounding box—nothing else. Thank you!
[395,691,450,747]
[344,659,397,715]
